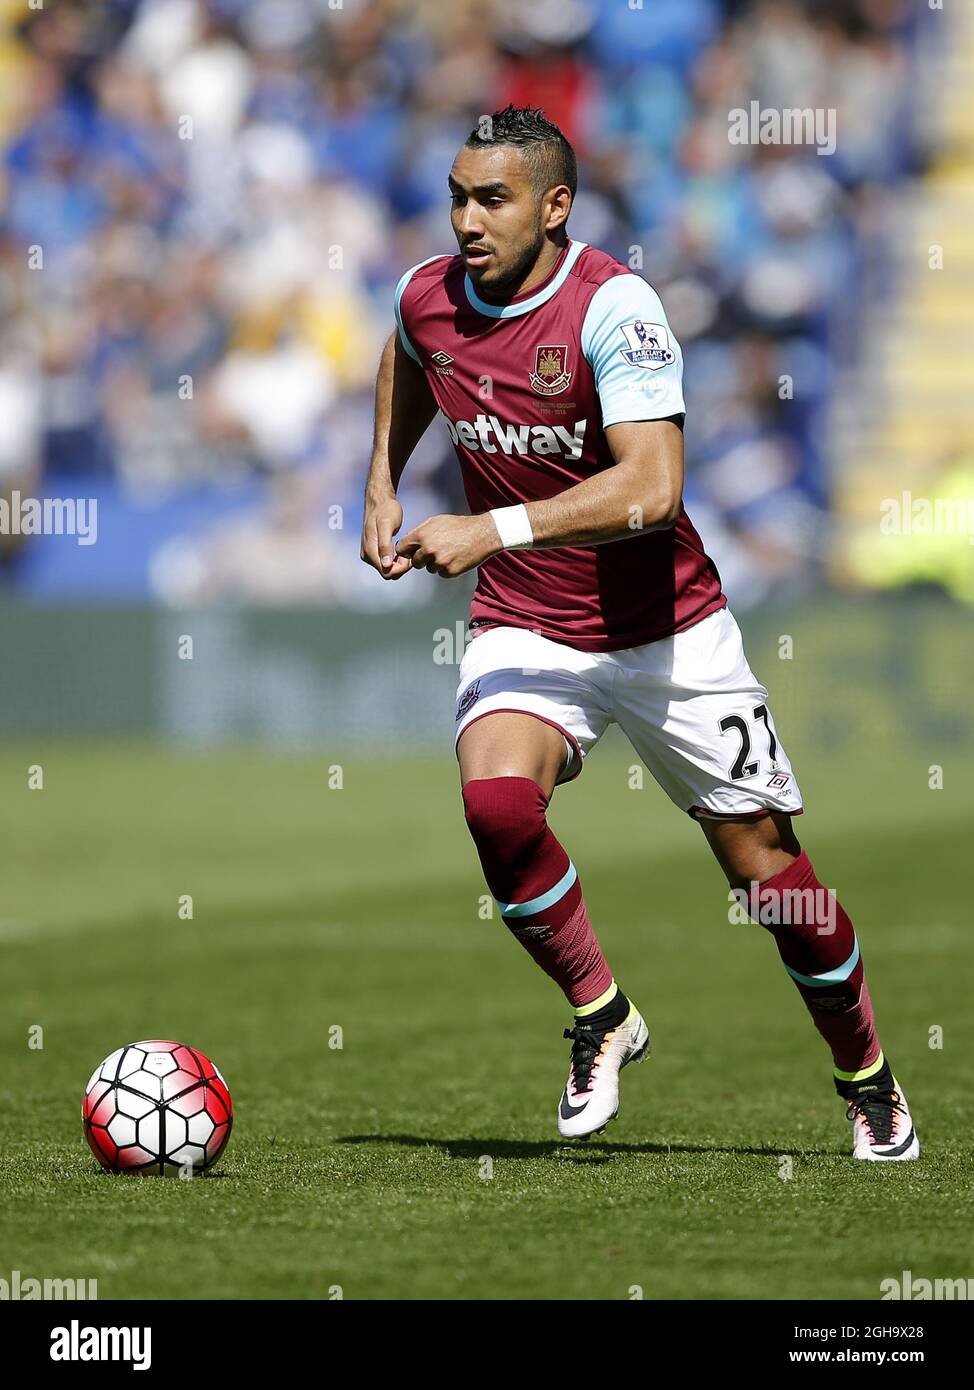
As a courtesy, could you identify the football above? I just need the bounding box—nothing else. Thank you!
[82,1040,232,1176]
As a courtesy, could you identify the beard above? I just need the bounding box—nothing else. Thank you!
[478,222,549,298]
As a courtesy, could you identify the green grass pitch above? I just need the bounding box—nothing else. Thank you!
[0,737,970,1300]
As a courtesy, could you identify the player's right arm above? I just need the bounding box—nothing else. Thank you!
[361,328,438,579]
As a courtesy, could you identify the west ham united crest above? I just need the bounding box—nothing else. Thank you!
[456,680,481,721]
[529,344,572,396]
[618,320,675,370]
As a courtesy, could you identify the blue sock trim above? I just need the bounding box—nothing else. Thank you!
[498,862,577,918]
[784,937,860,988]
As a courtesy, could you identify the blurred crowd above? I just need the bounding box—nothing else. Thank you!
[0,0,926,605]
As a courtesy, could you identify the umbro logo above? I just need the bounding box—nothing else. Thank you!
[430,350,454,375]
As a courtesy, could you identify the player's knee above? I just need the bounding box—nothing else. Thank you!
[702,812,802,889]
[461,776,548,859]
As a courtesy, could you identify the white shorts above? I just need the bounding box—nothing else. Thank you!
[453,607,803,820]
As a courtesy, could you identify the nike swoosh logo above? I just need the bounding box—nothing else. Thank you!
[560,1091,589,1120]
[874,1126,916,1157]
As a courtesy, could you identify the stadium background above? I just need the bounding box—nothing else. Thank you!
[1,0,972,1302]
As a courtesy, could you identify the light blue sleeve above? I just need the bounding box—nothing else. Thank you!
[394,255,449,364]
[580,275,686,427]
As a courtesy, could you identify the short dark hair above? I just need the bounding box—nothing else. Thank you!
[464,104,577,200]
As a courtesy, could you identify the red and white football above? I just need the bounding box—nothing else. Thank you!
[83,1040,233,1175]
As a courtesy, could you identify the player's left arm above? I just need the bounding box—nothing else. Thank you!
[396,273,686,575]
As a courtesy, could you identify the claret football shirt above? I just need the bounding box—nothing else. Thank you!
[394,239,725,652]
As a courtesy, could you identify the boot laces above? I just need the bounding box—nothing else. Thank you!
[563,1024,609,1095]
[846,1088,905,1146]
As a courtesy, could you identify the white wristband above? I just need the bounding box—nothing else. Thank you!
[489,503,534,550]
